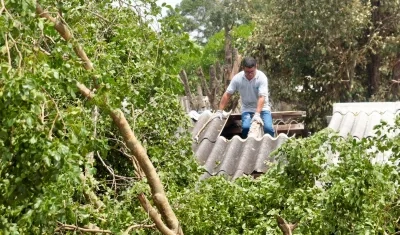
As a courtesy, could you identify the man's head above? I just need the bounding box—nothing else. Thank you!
[242,57,257,80]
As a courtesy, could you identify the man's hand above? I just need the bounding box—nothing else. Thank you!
[214,110,229,120]
[251,112,264,126]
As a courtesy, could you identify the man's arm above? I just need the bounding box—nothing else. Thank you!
[256,95,265,113]
[218,92,232,110]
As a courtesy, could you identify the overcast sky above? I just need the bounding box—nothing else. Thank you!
[156,0,181,8]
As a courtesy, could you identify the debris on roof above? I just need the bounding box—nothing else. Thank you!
[328,102,400,138]
[191,111,290,180]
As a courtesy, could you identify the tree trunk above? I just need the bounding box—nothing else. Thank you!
[367,51,381,98]
[367,0,381,98]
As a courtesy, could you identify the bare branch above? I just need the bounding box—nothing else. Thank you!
[7,34,22,70]
[276,215,298,235]
[76,82,95,99]
[55,222,112,233]
[179,69,193,107]
[196,67,210,97]
[48,113,59,140]
[95,151,138,190]
[0,0,12,18]
[5,33,12,72]
[107,137,145,179]
[79,173,105,209]
[41,87,66,129]
[81,8,110,23]
[123,223,155,235]
[137,194,175,235]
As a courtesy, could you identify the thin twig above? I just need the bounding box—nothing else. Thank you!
[44,34,56,44]
[0,0,12,18]
[123,223,155,235]
[137,194,175,235]
[55,222,112,233]
[5,33,11,72]
[96,151,116,191]
[39,46,51,55]
[41,87,66,128]
[92,106,99,138]
[107,136,145,179]
[95,151,136,191]
[115,147,144,179]
[7,33,22,70]
[48,113,59,140]
[81,8,110,23]
[40,102,46,124]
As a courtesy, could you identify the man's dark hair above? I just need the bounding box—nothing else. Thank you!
[242,57,257,68]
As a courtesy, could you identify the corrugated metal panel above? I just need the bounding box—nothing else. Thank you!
[192,112,290,180]
[328,102,400,138]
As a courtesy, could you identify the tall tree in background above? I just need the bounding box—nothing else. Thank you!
[249,0,400,131]
[174,0,254,112]
[176,0,250,44]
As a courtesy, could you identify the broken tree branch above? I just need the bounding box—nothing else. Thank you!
[276,215,298,235]
[110,109,181,233]
[37,3,182,233]
[123,223,155,235]
[137,193,176,235]
[55,222,112,234]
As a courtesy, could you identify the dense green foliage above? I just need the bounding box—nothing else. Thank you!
[178,118,400,234]
[175,0,250,44]
[0,0,200,233]
[250,0,400,130]
[1,0,399,234]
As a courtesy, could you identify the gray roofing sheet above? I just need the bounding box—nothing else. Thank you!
[192,111,289,180]
[328,102,400,138]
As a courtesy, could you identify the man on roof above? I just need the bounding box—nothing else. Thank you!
[214,56,275,138]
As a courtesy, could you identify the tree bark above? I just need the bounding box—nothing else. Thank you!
[367,51,381,98]
[179,69,194,107]
[391,53,400,98]
[276,215,298,235]
[209,65,218,110]
[137,193,176,235]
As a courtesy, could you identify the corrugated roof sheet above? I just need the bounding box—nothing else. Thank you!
[192,111,290,180]
[328,102,400,138]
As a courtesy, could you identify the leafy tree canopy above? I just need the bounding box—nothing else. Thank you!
[174,0,251,44]
[249,0,400,130]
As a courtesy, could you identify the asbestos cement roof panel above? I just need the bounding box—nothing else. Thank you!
[191,111,290,180]
[328,102,400,138]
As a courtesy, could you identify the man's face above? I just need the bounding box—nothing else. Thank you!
[244,66,257,80]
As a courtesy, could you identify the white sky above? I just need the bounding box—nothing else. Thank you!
[152,0,181,31]
[156,0,181,8]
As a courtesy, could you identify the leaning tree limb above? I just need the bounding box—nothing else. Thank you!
[276,215,298,235]
[137,193,177,235]
[36,3,182,234]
